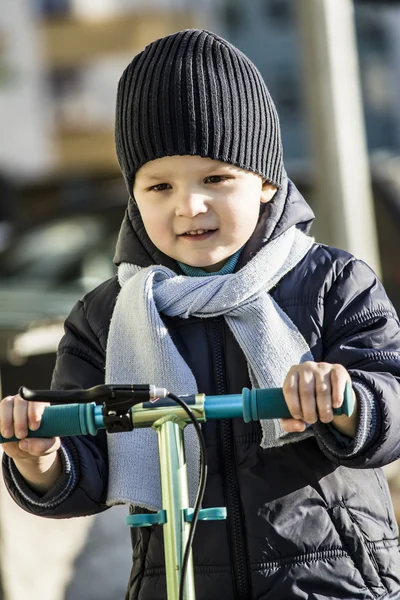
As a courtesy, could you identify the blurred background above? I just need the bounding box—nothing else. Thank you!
[0,1,400,598]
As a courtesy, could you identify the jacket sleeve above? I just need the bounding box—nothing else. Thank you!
[312,257,400,469]
[2,297,110,519]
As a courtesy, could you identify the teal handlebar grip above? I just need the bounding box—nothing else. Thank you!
[242,381,355,422]
[0,403,100,444]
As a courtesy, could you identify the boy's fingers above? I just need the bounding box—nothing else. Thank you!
[315,369,333,423]
[0,396,16,439]
[27,401,50,431]
[12,395,29,439]
[282,370,302,420]
[283,363,353,428]
[298,368,318,424]
[330,365,349,409]
[18,437,60,457]
[280,418,307,433]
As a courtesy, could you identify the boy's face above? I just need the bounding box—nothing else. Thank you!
[133,155,277,272]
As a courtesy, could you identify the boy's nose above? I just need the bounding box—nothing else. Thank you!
[175,192,208,217]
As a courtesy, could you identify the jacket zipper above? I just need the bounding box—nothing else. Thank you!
[210,318,252,600]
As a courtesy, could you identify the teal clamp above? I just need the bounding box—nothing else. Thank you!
[184,507,227,522]
[242,387,259,423]
[126,510,166,528]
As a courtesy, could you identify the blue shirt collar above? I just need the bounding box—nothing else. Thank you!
[177,247,243,277]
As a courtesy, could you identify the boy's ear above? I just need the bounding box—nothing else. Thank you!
[261,180,278,204]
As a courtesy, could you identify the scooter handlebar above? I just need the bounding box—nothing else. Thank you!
[0,383,354,444]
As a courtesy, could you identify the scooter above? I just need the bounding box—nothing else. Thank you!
[1,382,354,600]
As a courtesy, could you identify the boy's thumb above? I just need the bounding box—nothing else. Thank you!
[19,437,59,456]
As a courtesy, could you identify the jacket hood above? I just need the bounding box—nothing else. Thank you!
[113,171,315,271]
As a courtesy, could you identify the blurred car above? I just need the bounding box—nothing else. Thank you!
[0,206,122,396]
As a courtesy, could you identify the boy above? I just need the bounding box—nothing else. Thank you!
[2,29,400,600]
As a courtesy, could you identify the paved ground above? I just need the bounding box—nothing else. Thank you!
[0,453,132,600]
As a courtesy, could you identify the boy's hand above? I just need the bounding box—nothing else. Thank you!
[281,362,357,438]
[0,394,61,493]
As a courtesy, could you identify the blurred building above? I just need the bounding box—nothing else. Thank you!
[218,1,400,161]
[3,1,400,220]
[1,0,215,182]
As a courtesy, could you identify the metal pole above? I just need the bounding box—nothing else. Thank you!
[155,417,196,600]
[383,6,400,151]
[296,0,381,276]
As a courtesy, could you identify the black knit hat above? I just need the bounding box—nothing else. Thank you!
[115,29,283,192]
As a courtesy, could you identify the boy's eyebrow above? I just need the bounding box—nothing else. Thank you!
[138,172,167,181]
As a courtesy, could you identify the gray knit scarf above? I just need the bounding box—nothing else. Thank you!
[106,226,315,510]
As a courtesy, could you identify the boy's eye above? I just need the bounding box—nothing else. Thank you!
[150,183,170,192]
[205,175,230,184]
[149,183,171,192]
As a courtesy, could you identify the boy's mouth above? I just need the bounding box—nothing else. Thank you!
[179,229,217,240]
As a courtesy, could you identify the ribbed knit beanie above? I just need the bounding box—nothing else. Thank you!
[115,29,283,193]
